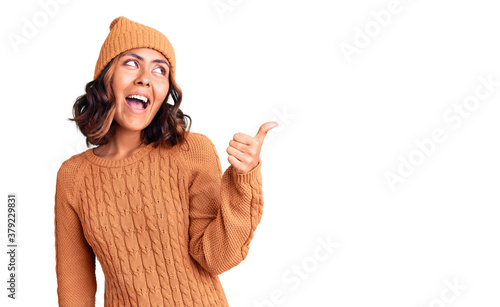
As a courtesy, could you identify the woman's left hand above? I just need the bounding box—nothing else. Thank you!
[227,121,278,175]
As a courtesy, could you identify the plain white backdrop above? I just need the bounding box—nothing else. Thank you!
[1,0,500,306]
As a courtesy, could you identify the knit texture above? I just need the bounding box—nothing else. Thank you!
[93,16,176,80]
[54,132,264,306]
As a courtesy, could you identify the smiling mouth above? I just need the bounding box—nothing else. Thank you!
[125,95,150,110]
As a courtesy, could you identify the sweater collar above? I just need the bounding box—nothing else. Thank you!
[83,142,156,167]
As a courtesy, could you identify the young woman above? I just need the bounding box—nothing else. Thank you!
[54,16,277,306]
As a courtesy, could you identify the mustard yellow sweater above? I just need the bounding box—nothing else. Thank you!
[54,132,264,306]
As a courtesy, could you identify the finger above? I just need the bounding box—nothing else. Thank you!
[229,139,251,154]
[226,145,247,162]
[255,121,278,143]
[233,133,254,146]
[228,155,244,171]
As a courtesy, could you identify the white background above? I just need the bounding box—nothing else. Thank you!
[1,0,500,306]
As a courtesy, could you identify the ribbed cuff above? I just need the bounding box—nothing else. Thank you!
[232,158,262,184]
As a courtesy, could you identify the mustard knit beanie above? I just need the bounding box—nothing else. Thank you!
[93,16,176,80]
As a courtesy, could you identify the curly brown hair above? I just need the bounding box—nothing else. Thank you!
[68,53,191,149]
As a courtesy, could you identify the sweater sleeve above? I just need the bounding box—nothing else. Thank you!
[54,159,97,306]
[182,133,264,275]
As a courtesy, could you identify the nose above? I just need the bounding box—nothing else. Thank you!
[135,69,151,87]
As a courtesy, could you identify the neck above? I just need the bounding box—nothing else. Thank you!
[95,126,146,160]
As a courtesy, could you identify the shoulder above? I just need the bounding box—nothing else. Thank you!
[184,131,216,148]
[56,152,88,193]
[176,131,218,157]
[173,131,221,171]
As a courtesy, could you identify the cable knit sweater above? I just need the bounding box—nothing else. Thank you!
[54,132,264,307]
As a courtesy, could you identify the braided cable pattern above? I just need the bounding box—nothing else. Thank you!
[54,132,264,306]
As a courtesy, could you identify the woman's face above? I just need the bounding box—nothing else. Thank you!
[110,47,170,133]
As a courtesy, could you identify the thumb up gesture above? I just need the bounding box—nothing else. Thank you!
[227,121,278,175]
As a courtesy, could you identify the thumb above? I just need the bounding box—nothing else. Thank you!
[255,121,278,143]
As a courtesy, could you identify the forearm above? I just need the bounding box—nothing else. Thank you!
[189,161,264,275]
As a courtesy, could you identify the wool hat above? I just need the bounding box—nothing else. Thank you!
[93,16,176,80]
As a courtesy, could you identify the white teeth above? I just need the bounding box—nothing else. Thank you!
[126,94,149,103]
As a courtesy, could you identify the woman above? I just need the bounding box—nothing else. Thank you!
[54,16,277,306]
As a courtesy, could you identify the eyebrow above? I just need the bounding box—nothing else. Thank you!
[119,52,170,67]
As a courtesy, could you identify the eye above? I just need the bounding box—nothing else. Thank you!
[124,59,138,67]
[153,66,167,75]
